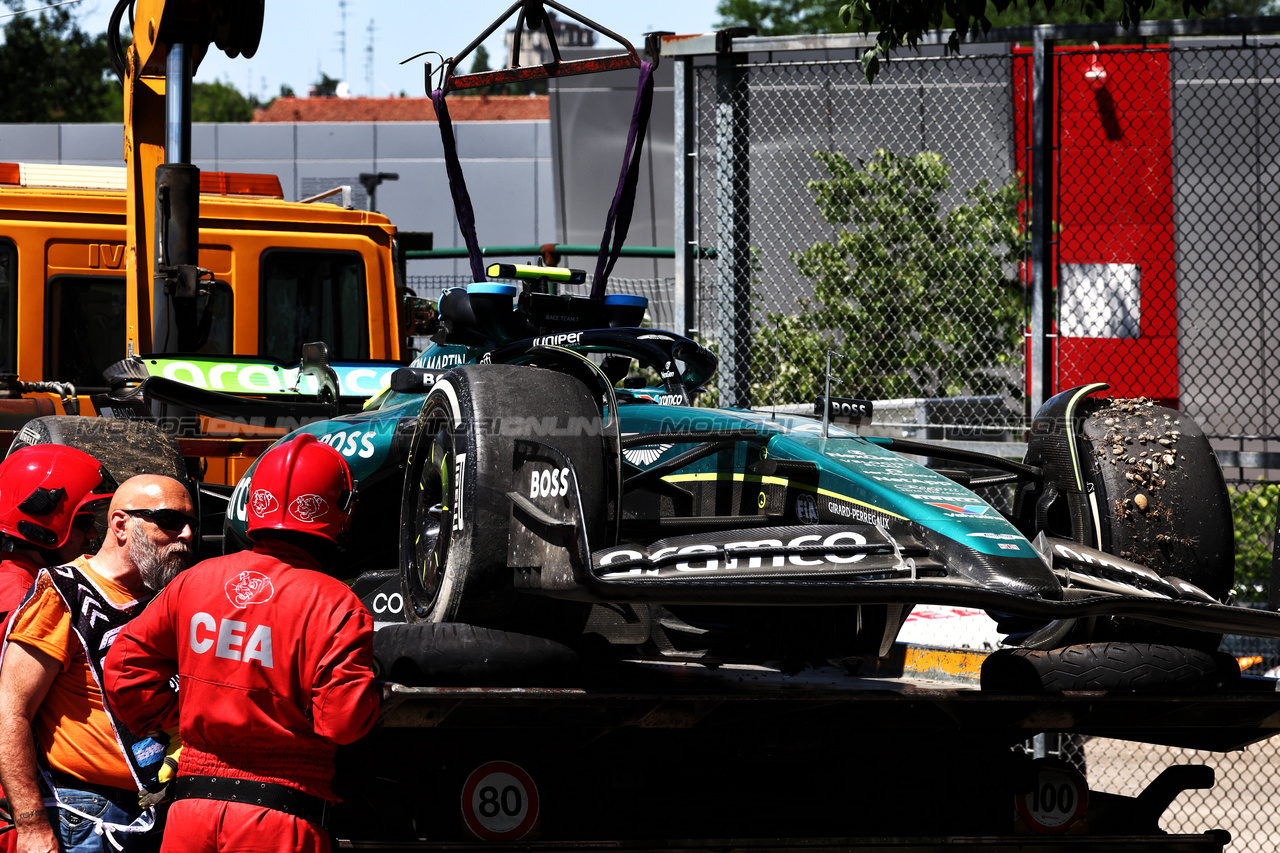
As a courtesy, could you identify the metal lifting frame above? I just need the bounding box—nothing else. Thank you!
[442,0,640,93]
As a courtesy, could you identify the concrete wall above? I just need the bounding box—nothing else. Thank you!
[0,119,555,280]
[548,48,675,283]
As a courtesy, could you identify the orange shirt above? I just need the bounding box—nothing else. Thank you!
[6,557,140,791]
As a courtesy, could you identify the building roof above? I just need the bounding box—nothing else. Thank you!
[252,95,550,123]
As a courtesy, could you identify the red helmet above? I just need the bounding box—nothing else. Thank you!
[246,434,356,544]
[0,445,117,549]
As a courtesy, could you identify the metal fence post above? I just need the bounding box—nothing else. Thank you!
[674,56,696,338]
[715,31,752,407]
[1029,30,1056,417]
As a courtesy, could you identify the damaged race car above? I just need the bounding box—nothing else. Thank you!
[35,2,1273,691]
[177,262,1280,690]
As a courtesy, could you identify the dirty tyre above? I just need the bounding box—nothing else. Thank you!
[9,416,188,483]
[7,416,198,550]
[399,364,604,629]
[981,642,1241,692]
[1077,398,1233,647]
[373,622,580,686]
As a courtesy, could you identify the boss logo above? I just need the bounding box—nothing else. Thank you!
[530,467,570,499]
[317,429,376,459]
[815,396,874,424]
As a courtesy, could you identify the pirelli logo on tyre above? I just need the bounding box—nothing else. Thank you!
[452,453,467,533]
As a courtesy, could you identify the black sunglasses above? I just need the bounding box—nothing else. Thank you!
[122,508,198,533]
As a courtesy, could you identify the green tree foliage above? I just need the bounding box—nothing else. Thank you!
[755,149,1024,403]
[0,2,115,122]
[980,0,1273,25]
[457,43,546,96]
[311,72,341,97]
[1232,483,1276,603]
[458,44,499,96]
[470,44,493,74]
[715,0,1274,77]
[716,0,851,34]
[191,80,256,122]
[718,0,1274,33]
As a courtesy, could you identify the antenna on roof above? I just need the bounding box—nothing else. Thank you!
[365,18,376,97]
[336,0,348,84]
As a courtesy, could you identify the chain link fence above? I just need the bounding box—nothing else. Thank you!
[682,35,1280,606]
[691,48,1029,423]
[678,27,1280,851]
[895,606,1280,849]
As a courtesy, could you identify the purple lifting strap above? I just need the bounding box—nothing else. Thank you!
[591,60,655,300]
[434,59,654,295]
[432,88,487,282]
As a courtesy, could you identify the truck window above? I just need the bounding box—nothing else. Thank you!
[260,249,369,363]
[46,276,126,391]
[0,240,13,373]
[47,277,232,391]
[201,283,234,355]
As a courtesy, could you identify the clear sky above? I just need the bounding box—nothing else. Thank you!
[67,0,724,100]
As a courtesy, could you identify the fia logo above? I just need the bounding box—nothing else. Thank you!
[795,493,819,525]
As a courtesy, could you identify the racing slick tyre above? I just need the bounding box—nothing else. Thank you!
[8,415,189,483]
[980,642,1241,692]
[1075,398,1234,648]
[373,622,581,686]
[6,416,198,549]
[399,365,606,632]
[1021,393,1233,651]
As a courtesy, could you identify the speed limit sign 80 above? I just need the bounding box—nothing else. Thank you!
[461,761,540,841]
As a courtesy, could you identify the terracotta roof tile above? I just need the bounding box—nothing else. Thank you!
[252,95,549,123]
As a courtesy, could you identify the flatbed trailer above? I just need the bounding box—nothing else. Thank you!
[326,647,1280,851]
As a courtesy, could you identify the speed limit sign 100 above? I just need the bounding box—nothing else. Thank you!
[461,761,540,841]
[1015,758,1088,834]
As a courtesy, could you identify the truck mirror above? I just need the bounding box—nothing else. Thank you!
[404,296,439,336]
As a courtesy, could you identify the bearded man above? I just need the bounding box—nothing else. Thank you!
[0,475,196,853]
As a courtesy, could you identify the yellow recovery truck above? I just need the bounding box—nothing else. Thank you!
[3,4,1280,851]
[0,0,417,489]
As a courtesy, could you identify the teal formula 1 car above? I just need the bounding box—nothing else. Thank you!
[121,263,1270,688]
[0,1,1259,692]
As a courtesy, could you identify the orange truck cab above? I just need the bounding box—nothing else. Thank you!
[0,161,408,483]
[0,1,425,495]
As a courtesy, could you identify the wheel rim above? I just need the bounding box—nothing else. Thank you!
[405,400,454,618]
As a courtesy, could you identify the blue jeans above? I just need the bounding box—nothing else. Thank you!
[48,786,162,853]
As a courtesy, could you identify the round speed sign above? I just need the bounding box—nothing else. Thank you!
[1015,758,1088,834]
[461,761,540,841]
